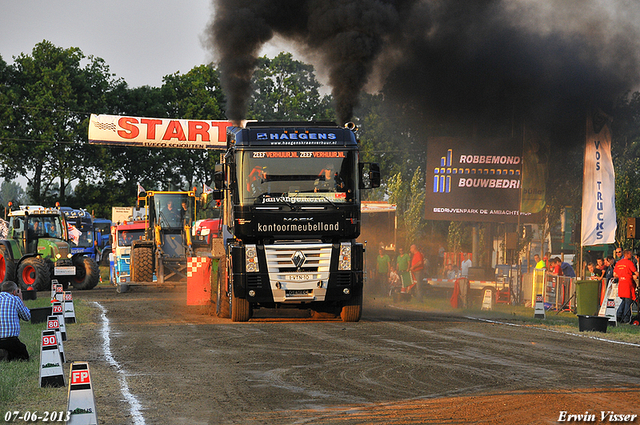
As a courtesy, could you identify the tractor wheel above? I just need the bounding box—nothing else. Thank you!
[0,245,16,283]
[230,265,250,322]
[71,256,100,290]
[18,257,50,291]
[131,246,153,283]
[340,290,363,322]
[216,260,230,318]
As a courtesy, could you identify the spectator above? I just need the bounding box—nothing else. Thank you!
[460,253,472,278]
[0,281,31,361]
[534,254,546,269]
[552,257,576,277]
[544,252,552,270]
[396,247,412,291]
[613,249,638,324]
[376,248,391,294]
[603,256,615,281]
[445,263,458,280]
[555,257,576,278]
[595,258,606,278]
[586,262,599,279]
[437,244,445,271]
[612,247,623,266]
[548,257,561,275]
[410,245,425,299]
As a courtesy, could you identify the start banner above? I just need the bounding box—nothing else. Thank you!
[88,114,235,149]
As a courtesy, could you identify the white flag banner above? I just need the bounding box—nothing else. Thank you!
[581,110,616,246]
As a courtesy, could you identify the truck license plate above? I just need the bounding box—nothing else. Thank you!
[55,266,76,276]
[286,290,311,297]
[289,274,312,281]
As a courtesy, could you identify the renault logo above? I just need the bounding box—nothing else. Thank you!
[291,251,306,270]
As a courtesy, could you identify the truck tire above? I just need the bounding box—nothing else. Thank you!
[131,246,153,283]
[0,245,16,283]
[230,279,251,322]
[340,290,363,322]
[71,256,100,290]
[216,261,230,318]
[18,257,50,291]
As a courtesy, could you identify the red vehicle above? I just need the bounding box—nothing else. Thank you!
[110,221,147,292]
[194,219,221,244]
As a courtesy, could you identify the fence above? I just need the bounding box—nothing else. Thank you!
[530,269,575,311]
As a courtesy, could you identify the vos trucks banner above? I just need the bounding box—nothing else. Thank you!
[581,110,616,246]
[88,114,234,149]
[425,137,539,223]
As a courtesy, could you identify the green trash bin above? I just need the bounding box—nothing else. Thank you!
[575,279,601,316]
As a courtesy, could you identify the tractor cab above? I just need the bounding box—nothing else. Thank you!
[8,206,70,258]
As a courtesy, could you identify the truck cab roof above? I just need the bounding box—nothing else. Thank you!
[228,122,358,147]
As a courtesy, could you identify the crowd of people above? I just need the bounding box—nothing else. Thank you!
[374,244,474,299]
[375,244,428,297]
[534,249,639,324]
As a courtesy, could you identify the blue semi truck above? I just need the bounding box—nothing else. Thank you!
[60,208,112,265]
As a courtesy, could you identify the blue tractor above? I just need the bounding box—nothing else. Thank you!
[60,208,111,265]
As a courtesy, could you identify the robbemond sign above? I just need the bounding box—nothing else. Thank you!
[425,137,535,223]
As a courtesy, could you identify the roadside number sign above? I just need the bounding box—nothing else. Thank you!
[42,334,57,347]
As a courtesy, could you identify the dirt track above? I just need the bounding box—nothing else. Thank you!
[63,285,640,424]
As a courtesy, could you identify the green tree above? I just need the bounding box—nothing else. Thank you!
[387,167,426,246]
[0,180,26,209]
[249,53,334,121]
[1,41,120,205]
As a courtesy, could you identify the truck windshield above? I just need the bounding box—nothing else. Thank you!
[237,150,357,206]
[71,222,95,247]
[117,229,145,247]
[154,194,194,228]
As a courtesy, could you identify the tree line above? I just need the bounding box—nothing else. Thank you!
[1,40,640,253]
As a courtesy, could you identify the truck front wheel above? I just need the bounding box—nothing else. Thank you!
[71,256,100,290]
[18,257,50,291]
[131,246,153,283]
[230,282,251,322]
[215,263,230,318]
[340,290,363,322]
[229,262,250,322]
[0,245,16,283]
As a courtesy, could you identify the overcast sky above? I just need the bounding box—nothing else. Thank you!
[0,0,294,88]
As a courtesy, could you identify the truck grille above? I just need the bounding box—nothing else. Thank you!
[264,243,332,284]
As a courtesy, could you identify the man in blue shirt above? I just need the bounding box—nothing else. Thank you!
[0,281,31,361]
[553,257,576,278]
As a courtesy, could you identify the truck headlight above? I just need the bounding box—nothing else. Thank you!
[245,244,259,272]
[338,242,351,271]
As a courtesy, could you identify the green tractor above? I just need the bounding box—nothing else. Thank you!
[0,205,100,291]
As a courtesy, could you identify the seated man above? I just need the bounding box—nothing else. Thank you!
[0,281,31,361]
[314,164,343,192]
[160,201,180,227]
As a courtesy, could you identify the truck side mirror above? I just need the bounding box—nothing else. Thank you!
[359,162,381,189]
[213,164,224,190]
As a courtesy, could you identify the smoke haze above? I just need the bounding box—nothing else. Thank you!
[207,0,640,128]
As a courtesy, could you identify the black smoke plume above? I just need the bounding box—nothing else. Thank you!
[207,0,640,130]
[207,0,416,124]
